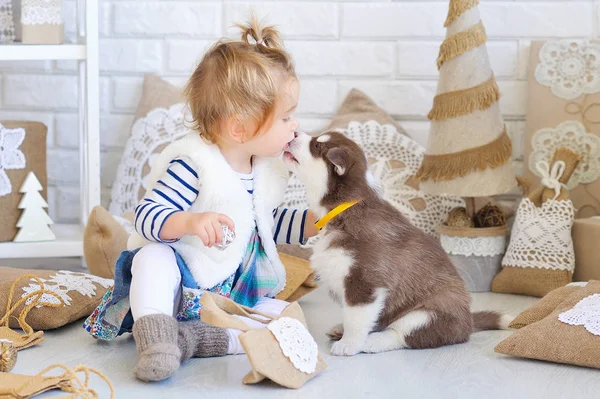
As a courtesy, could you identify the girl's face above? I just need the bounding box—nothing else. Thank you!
[244,77,300,158]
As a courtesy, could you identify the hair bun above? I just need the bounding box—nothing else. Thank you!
[237,15,283,50]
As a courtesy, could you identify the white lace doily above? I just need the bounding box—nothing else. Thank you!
[535,40,600,100]
[558,294,600,336]
[502,198,575,271]
[282,121,464,245]
[440,234,506,257]
[267,317,318,374]
[530,120,600,190]
[21,0,62,25]
[0,0,16,43]
[0,122,26,197]
[109,103,188,216]
[21,270,113,308]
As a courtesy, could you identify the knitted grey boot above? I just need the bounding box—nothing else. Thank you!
[178,319,229,360]
[132,314,181,382]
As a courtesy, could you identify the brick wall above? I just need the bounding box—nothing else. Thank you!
[1,0,596,222]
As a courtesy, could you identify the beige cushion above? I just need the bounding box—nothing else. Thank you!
[496,280,600,369]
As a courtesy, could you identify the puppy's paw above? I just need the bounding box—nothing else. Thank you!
[330,338,362,356]
[326,324,344,341]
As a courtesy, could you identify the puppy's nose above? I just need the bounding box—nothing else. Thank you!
[294,131,299,138]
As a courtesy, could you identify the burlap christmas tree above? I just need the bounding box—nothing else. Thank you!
[416,0,517,200]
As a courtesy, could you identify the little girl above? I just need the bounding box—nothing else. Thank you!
[84,18,317,382]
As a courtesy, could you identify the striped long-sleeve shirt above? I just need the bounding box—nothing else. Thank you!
[134,156,308,245]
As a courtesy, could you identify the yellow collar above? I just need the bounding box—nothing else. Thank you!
[314,199,361,231]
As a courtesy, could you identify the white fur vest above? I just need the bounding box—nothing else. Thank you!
[127,132,289,293]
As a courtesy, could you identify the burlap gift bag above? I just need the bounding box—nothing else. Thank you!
[492,148,580,297]
[0,122,47,242]
[0,364,114,398]
[0,274,66,351]
[495,280,600,369]
[200,292,326,389]
[0,268,112,332]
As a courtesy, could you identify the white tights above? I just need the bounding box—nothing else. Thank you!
[129,243,288,355]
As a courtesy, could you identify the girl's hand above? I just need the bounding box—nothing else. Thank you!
[185,212,235,247]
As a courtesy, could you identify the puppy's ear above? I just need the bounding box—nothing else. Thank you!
[326,147,348,176]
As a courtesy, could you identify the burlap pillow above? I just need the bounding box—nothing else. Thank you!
[83,206,317,301]
[109,74,187,216]
[496,280,600,369]
[0,267,112,331]
[279,89,464,258]
[83,206,131,279]
[0,121,47,242]
[509,282,592,329]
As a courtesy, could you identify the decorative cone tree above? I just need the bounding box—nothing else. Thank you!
[416,0,517,292]
[13,171,55,242]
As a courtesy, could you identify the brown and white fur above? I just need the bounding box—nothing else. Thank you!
[284,132,510,356]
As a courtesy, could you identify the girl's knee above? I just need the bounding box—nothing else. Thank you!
[132,244,181,284]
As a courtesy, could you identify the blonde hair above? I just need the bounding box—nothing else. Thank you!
[184,16,296,142]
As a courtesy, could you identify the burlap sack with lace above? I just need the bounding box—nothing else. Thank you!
[0,268,112,332]
[492,148,581,297]
[200,292,326,389]
[496,280,600,369]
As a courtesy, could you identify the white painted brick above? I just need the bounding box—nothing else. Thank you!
[518,40,532,80]
[100,114,135,149]
[166,40,213,73]
[498,81,528,117]
[47,186,58,222]
[47,149,124,188]
[0,61,52,72]
[47,149,79,184]
[298,80,337,115]
[55,186,80,222]
[479,2,593,38]
[506,120,526,160]
[100,39,163,73]
[100,77,111,113]
[342,3,447,38]
[224,2,338,38]
[63,0,76,34]
[53,60,77,72]
[114,2,221,37]
[0,111,54,148]
[298,117,331,135]
[399,120,430,148]
[101,2,111,36]
[101,151,123,188]
[54,113,78,149]
[287,42,395,77]
[3,75,77,109]
[338,81,437,117]
[397,41,518,78]
[112,77,144,111]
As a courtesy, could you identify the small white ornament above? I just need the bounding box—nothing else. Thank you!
[13,171,55,242]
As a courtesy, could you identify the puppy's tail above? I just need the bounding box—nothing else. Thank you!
[472,311,513,332]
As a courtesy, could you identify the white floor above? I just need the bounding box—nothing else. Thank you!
[10,285,600,398]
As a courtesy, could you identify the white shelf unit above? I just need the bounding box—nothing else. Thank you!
[0,1,100,259]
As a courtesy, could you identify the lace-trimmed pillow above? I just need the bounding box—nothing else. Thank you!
[496,280,600,369]
[109,74,187,216]
[279,89,464,255]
